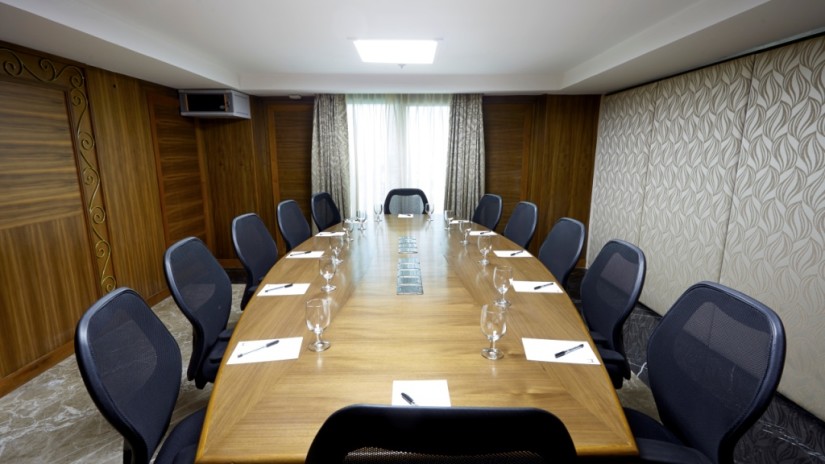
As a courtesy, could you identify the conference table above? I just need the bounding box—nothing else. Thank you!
[195,214,637,462]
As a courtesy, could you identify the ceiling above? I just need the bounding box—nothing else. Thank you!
[1,0,824,96]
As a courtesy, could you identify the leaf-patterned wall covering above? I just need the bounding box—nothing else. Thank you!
[590,35,825,421]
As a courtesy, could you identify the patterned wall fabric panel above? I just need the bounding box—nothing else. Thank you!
[587,85,655,265]
[721,36,825,420]
[638,56,754,313]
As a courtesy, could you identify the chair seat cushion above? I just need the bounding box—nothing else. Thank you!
[154,408,206,464]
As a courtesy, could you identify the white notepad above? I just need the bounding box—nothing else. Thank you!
[469,230,497,236]
[286,250,324,259]
[511,280,563,293]
[391,380,451,406]
[493,250,532,258]
[257,283,310,296]
[316,231,345,237]
[226,337,303,365]
[522,338,600,365]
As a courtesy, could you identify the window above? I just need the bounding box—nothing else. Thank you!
[346,94,452,216]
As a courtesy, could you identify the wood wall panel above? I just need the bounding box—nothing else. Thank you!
[200,118,260,261]
[526,95,600,256]
[146,90,212,249]
[482,96,537,232]
[85,68,168,302]
[0,44,108,395]
[265,98,315,255]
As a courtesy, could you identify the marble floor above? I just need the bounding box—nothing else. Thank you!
[0,284,658,463]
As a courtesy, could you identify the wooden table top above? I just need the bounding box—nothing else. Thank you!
[195,215,637,463]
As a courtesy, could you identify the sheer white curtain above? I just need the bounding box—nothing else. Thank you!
[346,94,452,217]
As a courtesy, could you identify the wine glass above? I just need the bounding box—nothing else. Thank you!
[443,209,453,230]
[493,265,513,307]
[480,304,507,360]
[319,254,337,292]
[425,203,434,221]
[458,218,470,245]
[306,298,331,352]
[462,221,473,246]
[329,234,344,265]
[373,203,383,222]
[343,219,355,241]
[356,209,367,231]
[477,234,493,266]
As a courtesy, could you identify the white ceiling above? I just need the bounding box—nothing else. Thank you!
[1,0,824,96]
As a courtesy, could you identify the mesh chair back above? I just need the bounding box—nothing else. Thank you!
[648,281,786,464]
[306,405,576,463]
[472,194,503,230]
[537,217,585,288]
[232,213,279,309]
[75,288,181,464]
[502,201,538,248]
[277,199,312,251]
[383,188,429,214]
[580,239,645,355]
[311,192,342,232]
[164,237,232,386]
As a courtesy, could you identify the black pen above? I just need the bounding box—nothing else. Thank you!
[555,343,584,358]
[510,250,524,256]
[237,339,279,358]
[533,282,555,290]
[400,392,416,406]
[265,283,293,293]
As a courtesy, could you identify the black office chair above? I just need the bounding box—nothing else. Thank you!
[305,404,577,463]
[232,212,279,310]
[75,287,206,464]
[311,192,342,232]
[277,199,312,251]
[502,201,538,248]
[472,193,503,231]
[579,239,646,389]
[624,281,786,464]
[383,188,429,214]
[164,236,232,389]
[537,217,585,289]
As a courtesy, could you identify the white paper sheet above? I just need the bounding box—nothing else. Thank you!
[226,337,303,365]
[391,379,451,407]
[398,214,414,218]
[522,338,600,365]
[511,280,563,293]
[316,231,345,237]
[286,250,324,259]
[469,230,497,236]
[257,283,310,296]
[493,250,532,258]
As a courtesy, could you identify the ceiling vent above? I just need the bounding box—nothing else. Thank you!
[179,89,250,119]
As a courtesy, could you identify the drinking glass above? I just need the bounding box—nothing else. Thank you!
[329,234,344,265]
[443,209,453,230]
[425,203,435,221]
[319,254,337,292]
[493,265,513,307]
[306,298,331,352]
[373,203,383,222]
[356,209,367,231]
[343,219,355,241]
[480,304,507,360]
[458,219,471,245]
[477,234,493,266]
[462,222,473,246]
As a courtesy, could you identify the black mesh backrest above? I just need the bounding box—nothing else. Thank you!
[232,213,279,310]
[648,281,786,464]
[580,239,646,355]
[537,217,585,288]
[277,199,312,251]
[311,192,342,232]
[163,237,232,385]
[502,201,538,248]
[75,287,181,464]
[472,194,503,231]
[383,188,429,214]
[306,405,577,464]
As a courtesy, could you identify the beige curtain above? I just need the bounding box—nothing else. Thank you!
[311,94,350,222]
[444,94,485,220]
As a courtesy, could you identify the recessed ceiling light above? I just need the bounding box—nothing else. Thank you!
[353,39,438,65]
